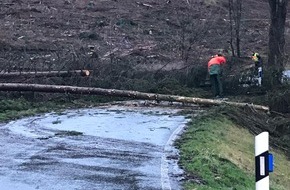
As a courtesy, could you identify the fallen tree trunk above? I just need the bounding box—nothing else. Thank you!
[0,70,90,78]
[0,83,269,112]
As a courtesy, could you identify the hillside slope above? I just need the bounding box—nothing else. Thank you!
[1,0,288,79]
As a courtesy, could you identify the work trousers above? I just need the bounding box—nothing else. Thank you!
[210,74,223,97]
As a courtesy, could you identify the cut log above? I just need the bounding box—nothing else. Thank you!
[0,70,90,78]
[0,83,269,112]
[136,2,154,8]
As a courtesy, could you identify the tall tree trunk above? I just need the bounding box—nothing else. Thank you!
[229,0,236,57]
[228,0,242,57]
[267,0,288,87]
[0,83,269,111]
[235,0,242,57]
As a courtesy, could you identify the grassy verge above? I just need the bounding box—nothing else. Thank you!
[0,96,108,122]
[176,111,290,190]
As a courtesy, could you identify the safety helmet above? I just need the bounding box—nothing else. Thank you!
[252,52,259,57]
[252,52,259,61]
[213,54,223,57]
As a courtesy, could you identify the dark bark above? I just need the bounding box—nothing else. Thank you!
[229,0,236,57]
[267,0,288,87]
[235,0,242,57]
[0,83,269,111]
[228,0,242,57]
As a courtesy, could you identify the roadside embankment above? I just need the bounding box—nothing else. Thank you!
[176,107,290,190]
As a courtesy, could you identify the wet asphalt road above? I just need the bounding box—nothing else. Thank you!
[0,105,190,190]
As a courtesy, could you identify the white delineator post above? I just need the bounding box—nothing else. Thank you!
[255,132,269,190]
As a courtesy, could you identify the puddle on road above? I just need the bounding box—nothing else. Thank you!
[1,105,191,190]
[8,106,188,145]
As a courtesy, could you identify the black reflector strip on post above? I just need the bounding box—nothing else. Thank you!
[255,151,269,182]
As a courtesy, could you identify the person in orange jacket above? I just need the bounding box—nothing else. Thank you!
[208,54,227,98]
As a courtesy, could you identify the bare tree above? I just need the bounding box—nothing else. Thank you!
[267,0,289,87]
[228,0,242,57]
[228,0,235,57]
[235,0,242,57]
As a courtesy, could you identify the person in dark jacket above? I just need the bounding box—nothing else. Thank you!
[208,54,227,98]
[251,52,263,86]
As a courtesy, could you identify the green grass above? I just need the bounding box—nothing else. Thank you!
[0,98,45,121]
[176,113,290,190]
[0,97,100,122]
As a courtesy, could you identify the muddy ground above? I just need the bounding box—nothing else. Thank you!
[1,0,289,84]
